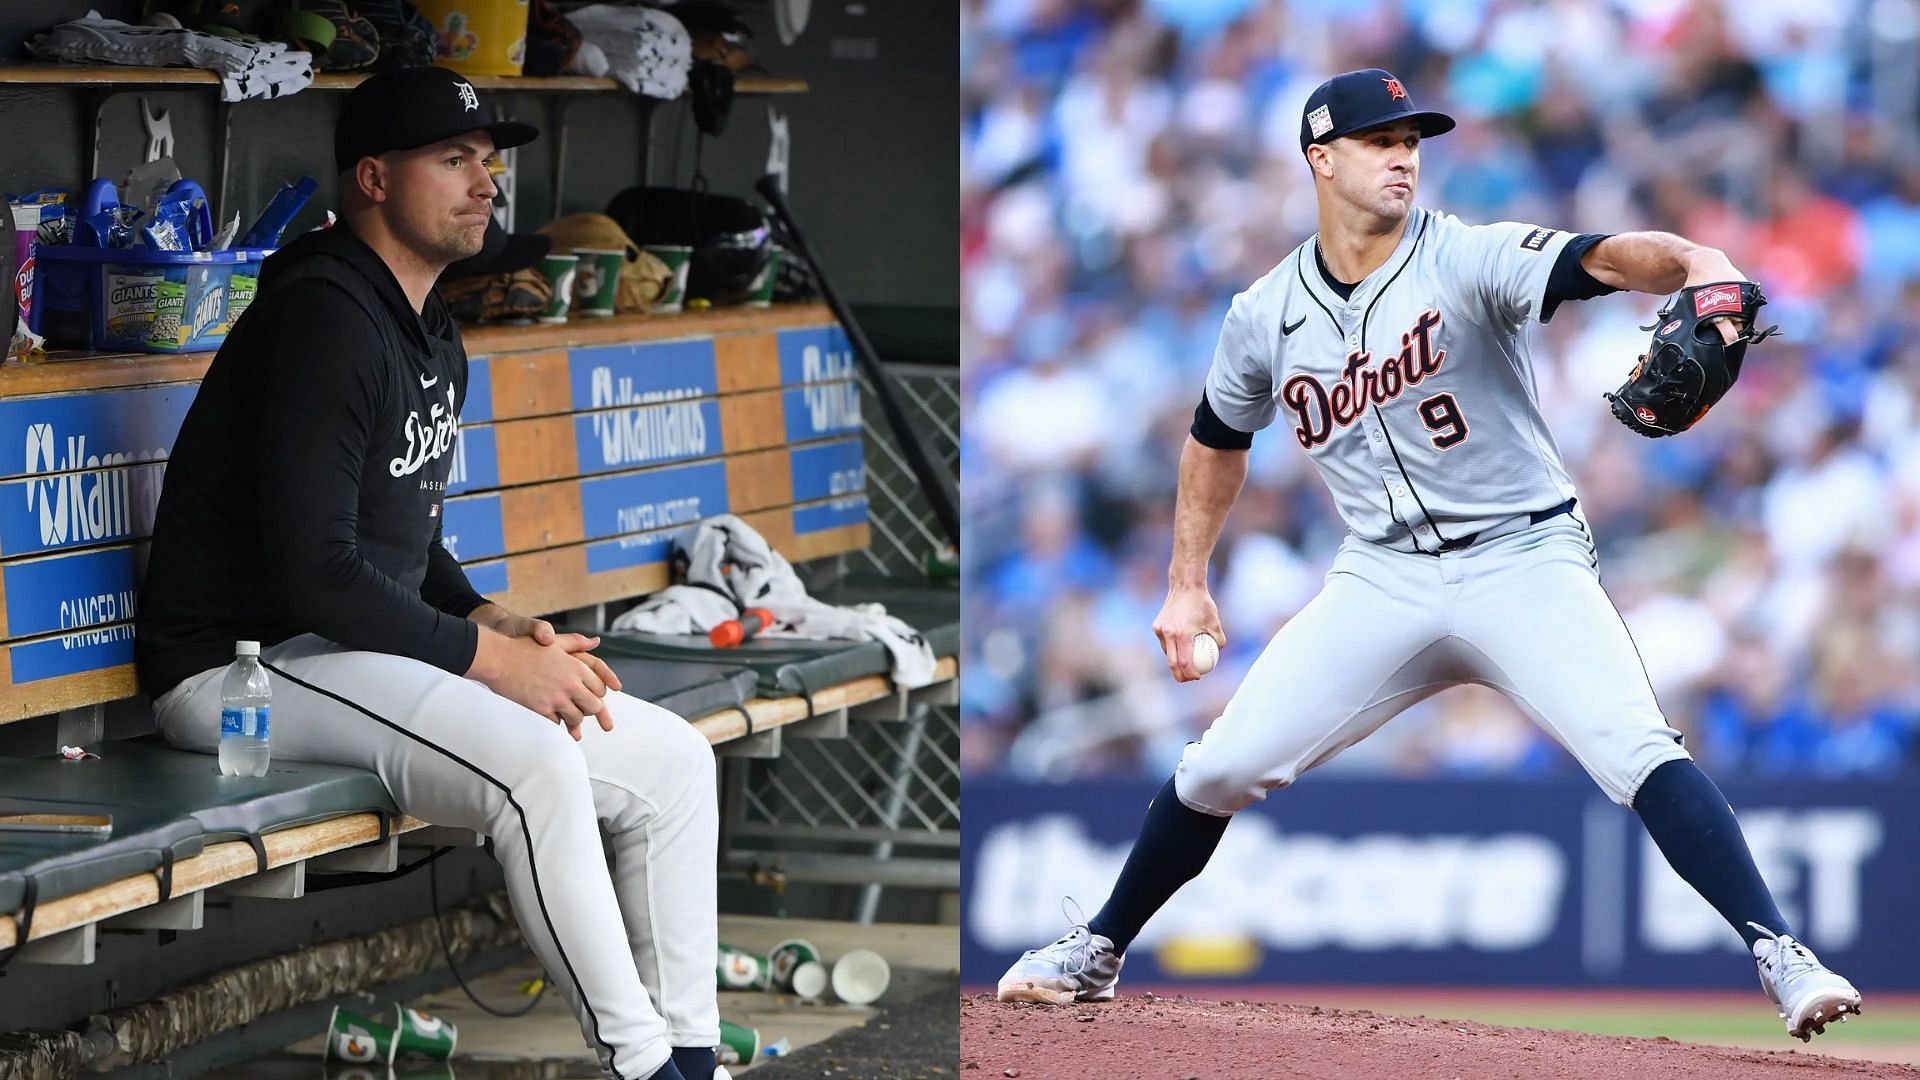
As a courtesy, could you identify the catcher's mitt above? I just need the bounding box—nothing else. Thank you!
[1603,281,1779,437]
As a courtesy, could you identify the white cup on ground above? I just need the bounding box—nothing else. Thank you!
[830,949,890,1005]
[790,960,829,1000]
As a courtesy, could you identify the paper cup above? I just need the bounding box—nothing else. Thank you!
[387,1003,457,1060]
[745,247,778,308]
[830,949,891,1005]
[716,941,770,990]
[717,1018,759,1065]
[535,253,578,323]
[768,937,820,991]
[325,1006,397,1064]
[642,243,691,314]
[570,247,624,317]
[790,959,829,1000]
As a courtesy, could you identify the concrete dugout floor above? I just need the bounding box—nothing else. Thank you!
[196,916,958,1079]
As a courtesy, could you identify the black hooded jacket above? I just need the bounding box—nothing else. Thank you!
[136,225,488,700]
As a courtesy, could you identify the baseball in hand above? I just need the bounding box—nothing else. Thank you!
[1191,632,1219,676]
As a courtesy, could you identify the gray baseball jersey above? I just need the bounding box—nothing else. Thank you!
[1174,204,1690,817]
[1205,206,1580,553]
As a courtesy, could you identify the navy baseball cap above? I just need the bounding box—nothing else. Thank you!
[336,66,539,174]
[1299,68,1455,155]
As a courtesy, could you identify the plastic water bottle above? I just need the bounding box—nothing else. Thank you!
[218,641,271,777]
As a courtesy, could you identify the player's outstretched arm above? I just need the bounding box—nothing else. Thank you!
[1580,232,1749,344]
[1154,436,1247,682]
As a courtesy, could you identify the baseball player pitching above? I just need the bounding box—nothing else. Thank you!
[136,69,723,1080]
[996,68,1862,1042]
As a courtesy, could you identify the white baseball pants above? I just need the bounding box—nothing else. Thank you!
[154,633,719,1080]
[1175,512,1691,815]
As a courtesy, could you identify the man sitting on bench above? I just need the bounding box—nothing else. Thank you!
[135,67,721,1080]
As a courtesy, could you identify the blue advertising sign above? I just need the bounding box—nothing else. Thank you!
[584,528,679,575]
[446,425,499,496]
[3,545,140,638]
[794,497,867,535]
[10,623,135,684]
[790,440,865,504]
[573,400,722,475]
[0,386,195,478]
[960,776,1920,991]
[775,325,854,386]
[463,356,494,424]
[568,340,717,412]
[464,560,508,596]
[441,494,505,563]
[0,461,167,558]
[578,461,728,542]
[783,383,862,443]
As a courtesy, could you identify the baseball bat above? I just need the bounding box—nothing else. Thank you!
[753,174,960,548]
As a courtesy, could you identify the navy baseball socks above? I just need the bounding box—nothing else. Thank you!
[1087,775,1232,954]
[1633,758,1791,948]
[1086,760,1787,960]
[671,1047,717,1080]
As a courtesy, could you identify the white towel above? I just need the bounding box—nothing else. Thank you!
[562,4,691,100]
[611,515,938,688]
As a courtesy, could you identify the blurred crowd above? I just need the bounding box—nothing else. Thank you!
[959,0,1920,781]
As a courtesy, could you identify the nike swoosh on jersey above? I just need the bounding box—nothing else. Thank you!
[419,372,438,389]
[1282,315,1306,336]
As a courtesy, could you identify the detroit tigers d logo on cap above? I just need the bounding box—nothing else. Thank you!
[1298,68,1457,154]
[334,65,539,174]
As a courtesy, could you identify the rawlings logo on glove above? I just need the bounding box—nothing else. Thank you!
[1603,281,1779,437]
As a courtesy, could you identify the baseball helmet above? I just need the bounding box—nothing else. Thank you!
[605,186,770,308]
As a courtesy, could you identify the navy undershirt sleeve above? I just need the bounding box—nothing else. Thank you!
[1540,232,1618,323]
[422,521,489,619]
[1191,391,1254,450]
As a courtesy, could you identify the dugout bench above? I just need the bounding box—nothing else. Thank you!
[0,303,958,969]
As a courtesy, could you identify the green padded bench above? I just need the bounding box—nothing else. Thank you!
[598,633,892,702]
[0,793,203,939]
[0,741,398,880]
[605,657,761,723]
[594,577,958,717]
[598,577,958,689]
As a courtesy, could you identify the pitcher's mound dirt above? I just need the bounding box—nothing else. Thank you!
[960,994,1920,1080]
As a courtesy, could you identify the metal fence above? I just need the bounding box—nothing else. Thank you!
[721,362,961,918]
[851,363,960,577]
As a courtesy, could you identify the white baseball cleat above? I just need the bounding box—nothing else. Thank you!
[996,899,1124,1005]
[1749,922,1862,1041]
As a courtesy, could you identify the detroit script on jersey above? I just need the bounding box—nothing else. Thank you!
[1282,309,1445,449]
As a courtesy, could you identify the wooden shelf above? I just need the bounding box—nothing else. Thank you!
[0,64,805,95]
[461,303,833,352]
[0,302,834,397]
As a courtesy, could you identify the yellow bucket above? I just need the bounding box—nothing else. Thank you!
[413,0,530,77]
